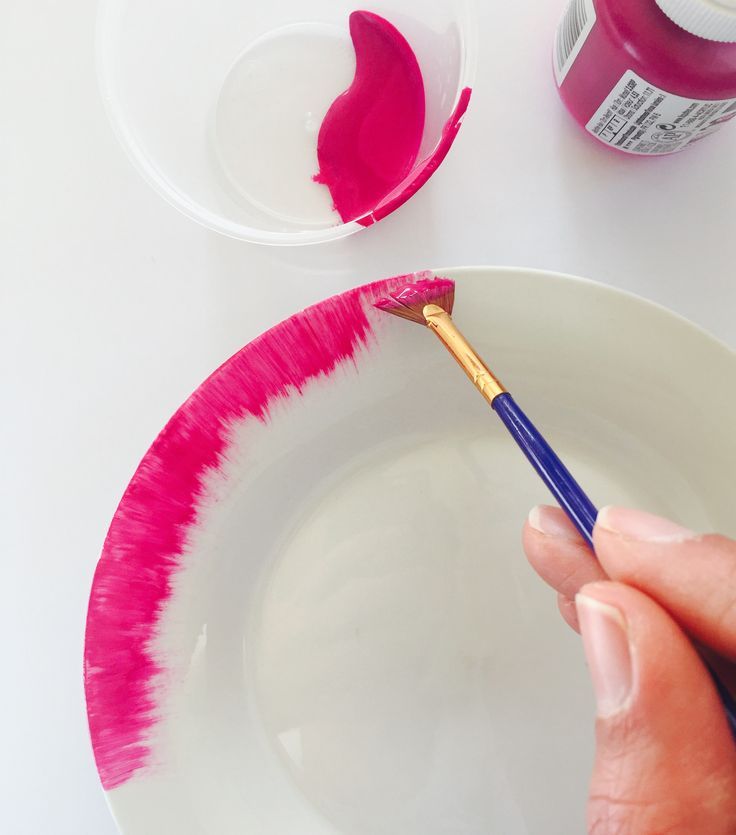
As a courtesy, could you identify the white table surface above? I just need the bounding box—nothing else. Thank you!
[4,1,735,832]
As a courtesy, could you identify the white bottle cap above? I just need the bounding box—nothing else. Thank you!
[656,0,736,42]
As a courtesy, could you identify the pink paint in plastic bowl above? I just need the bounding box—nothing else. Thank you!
[315,11,473,228]
[96,0,477,245]
[315,11,427,224]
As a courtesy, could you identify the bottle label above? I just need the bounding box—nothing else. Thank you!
[554,0,596,86]
[587,70,736,154]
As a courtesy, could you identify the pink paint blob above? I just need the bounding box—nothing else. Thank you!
[315,10,426,222]
[83,274,424,790]
[362,86,472,227]
[557,0,736,154]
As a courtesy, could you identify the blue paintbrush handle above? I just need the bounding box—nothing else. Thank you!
[492,391,736,739]
[492,392,598,548]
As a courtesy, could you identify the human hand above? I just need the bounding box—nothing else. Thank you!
[523,505,736,834]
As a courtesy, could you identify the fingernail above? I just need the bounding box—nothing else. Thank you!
[597,506,696,543]
[528,505,580,540]
[576,595,633,717]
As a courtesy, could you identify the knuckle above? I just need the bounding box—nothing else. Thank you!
[588,794,672,835]
[556,564,587,596]
[588,794,635,835]
[595,713,646,761]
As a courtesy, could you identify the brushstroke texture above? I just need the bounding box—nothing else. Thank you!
[84,276,418,790]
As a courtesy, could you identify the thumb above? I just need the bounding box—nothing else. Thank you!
[576,581,736,835]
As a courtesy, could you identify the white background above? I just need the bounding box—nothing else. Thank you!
[3,1,735,833]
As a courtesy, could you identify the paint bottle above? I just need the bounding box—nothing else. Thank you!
[554,0,736,154]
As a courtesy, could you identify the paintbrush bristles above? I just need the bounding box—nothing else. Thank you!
[373,277,456,325]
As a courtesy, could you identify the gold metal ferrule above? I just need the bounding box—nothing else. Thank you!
[422,304,506,404]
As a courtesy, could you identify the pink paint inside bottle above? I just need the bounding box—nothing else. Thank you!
[554,0,736,155]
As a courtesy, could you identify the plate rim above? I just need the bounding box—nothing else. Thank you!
[84,264,735,829]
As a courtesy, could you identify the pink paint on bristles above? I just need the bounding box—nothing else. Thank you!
[374,276,455,324]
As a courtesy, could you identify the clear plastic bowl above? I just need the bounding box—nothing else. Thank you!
[96,1,477,245]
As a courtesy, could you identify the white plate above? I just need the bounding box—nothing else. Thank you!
[85,267,736,834]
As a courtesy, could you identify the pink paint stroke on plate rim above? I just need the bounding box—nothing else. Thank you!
[83,273,434,792]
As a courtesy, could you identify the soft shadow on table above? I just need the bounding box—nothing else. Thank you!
[549,110,736,308]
